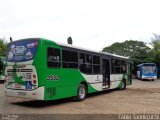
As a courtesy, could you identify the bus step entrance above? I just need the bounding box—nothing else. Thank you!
[102,85,109,90]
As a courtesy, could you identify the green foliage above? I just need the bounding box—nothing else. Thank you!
[0,38,7,56]
[102,40,152,66]
[150,33,160,66]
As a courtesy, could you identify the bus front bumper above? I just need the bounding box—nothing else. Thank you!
[142,76,157,80]
[5,86,44,100]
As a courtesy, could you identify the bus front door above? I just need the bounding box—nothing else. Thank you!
[102,59,110,88]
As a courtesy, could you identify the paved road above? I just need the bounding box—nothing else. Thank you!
[0,79,160,114]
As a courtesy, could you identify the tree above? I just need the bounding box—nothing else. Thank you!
[150,33,160,67]
[102,40,153,76]
[102,40,152,66]
[0,38,7,56]
[67,36,73,45]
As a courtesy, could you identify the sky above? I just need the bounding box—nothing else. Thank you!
[0,0,160,51]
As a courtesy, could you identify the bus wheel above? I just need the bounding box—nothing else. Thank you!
[76,84,87,101]
[121,80,126,90]
[152,79,154,81]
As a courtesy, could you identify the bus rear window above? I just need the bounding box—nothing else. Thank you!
[7,40,38,62]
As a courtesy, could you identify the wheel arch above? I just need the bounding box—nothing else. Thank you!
[122,78,127,83]
[121,78,127,90]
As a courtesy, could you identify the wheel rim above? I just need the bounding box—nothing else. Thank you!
[79,87,86,99]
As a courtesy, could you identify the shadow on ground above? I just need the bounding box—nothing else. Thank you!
[136,79,154,82]
[0,81,4,84]
[11,89,117,108]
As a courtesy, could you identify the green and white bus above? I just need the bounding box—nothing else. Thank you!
[5,38,132,101]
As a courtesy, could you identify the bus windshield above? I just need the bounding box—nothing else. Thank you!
[143,64,156,74]
[7,40,38,62]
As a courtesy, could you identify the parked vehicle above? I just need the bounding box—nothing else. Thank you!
[5,38,132,101]
[137,63,157,81]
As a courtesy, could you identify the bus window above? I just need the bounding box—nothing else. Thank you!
[111,59,121,74]
[47,47,60,68]
[111,59,115,73]
[86,54,92,74]
[115,59,120,66]
[80,64,86,73]
[79,53,92,74]
[86,64,92,74]
[115,67,121,74]
[86,54,92,64]
[62,50,78,68]
[93,65,100,74]
[93,55,100,74]
[121,60,126,73]
[93,55,100,64]
[79,53,85,63]
[79,53,86,73]
[115,59,121,74]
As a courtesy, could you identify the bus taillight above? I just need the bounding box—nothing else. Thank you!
[33,80,37,84]
[33,74,36,79]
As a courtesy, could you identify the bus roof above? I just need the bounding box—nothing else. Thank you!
[8,38,130,60]
[100,52,129,59]
[137,63,156,66]
[57,42,129,60]
[57,42,99,53]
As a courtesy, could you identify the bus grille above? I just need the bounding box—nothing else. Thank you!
[46,87,56,98]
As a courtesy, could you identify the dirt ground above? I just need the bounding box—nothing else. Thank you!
[0,79,160,114]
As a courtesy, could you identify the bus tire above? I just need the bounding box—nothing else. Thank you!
[121,79,126,90]
[76,84,87,101]
[152,79,154,81]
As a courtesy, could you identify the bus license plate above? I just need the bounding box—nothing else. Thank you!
[18,92,27,96]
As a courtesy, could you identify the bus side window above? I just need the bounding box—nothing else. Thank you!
[85,54,92,74]
[79,53,85,64]
[112,59,121,74]
[47,47,60,68]
[93,55,100,74]
[62,50,78,68]
[121,60,126,73]
[79,53,86,73]
[111,59,115,73]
